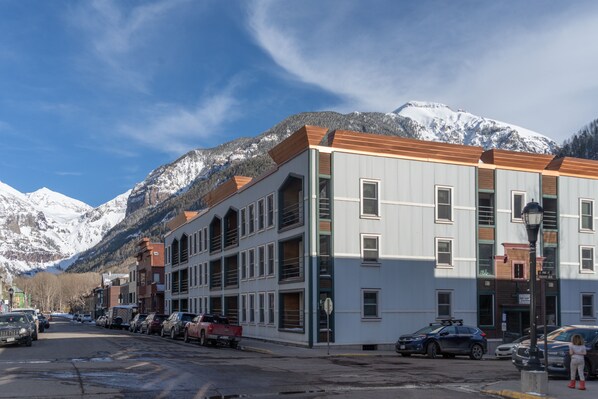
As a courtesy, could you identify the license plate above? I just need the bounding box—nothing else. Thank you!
[7,337,15,342]
[400,345,405,350]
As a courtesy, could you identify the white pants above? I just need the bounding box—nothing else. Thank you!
[570,357,585,381]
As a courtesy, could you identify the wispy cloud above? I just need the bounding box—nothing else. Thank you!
[247,1,598,141]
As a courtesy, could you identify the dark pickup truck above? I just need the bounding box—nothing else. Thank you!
[184,314,242,348]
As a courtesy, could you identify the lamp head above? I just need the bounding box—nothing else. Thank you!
[523,200,544,242]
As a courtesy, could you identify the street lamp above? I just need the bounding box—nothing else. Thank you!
[8,287,14,311]
[522,200,544,371]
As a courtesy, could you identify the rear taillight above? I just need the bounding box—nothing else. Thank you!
[481,332,487,338]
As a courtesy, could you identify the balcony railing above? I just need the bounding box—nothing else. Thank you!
[280,309,304,330]
[280,256,304,281]
[478,205,495,225]
[210,272,222,289]
[543,210,558,230]
[224,267,238,287]
[319,198,331,219]
[281,202,303,228]
[211,235,222,253]
[224,226,239,248]
[478,258,494,277]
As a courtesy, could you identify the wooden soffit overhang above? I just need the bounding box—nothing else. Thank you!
[167,211,199,232]
[268,125,329,165]
[546,157,598,179]
[203,176,253,208]
[328,130,484,165]
[480,149,555,171]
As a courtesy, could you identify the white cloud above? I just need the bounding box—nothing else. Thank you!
[247,1,598,142]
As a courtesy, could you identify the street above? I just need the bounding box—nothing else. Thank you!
[0,317,521,398]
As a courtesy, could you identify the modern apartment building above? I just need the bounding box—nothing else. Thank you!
[164,126,598,347]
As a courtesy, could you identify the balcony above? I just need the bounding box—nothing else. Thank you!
[478,205,495,226]
[319,197,331,219]
[224,226,239,249]
[543,210,558,230]
[280,256,304,281]
[280,202,303,228]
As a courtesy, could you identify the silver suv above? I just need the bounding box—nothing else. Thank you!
[161,312,196,340]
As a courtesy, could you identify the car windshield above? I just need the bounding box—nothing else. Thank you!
[547,327,598,343]
[0,315,27,324]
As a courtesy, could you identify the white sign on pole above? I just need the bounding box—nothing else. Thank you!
[323,298,333,315]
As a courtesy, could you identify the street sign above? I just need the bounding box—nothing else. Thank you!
[323,298,333,315]
[538,270,554,279]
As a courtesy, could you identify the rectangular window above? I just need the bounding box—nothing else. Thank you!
[258,246,265,277]
[240,251,247,280]
[437,291,452,318]
[478,243,494,276]
[512,191,526,221]
[198,229,203,252]
[267,243,275,275]
[203,227,208,251]
[513,262,525,279]
[361,179,379,217]
[581,246,595,272]
[362,290,379,318]
[258,293,265,323]
[248,204,255,234]
[361,235,379,263]
[266,193,275,228]
[198,264,203,286]
[436,186,453,222]
[268,292,275,324]
[204,262,208,286]
[241,294,247,323]
[240,208,247,237]
[249,293,255,323]
[479,294,494,326]
[582,294,595,319]
[581,199,594,231]
[249,248,255,278]
[436,238,453,267]
[258,198,265,231]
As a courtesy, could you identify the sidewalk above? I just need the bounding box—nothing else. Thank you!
[240,338,594,399]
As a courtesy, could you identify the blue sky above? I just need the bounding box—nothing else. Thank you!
[1,0,597,207]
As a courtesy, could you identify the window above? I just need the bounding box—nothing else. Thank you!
[240,251,247,280]
[258,246,265,277]
[362,290,380,318]
[241,294,247,323]
[512,191,526,221]
[248,248,255,278]
[268,292,275,324]
[240,208,247,237]
[204,262,208,286]
[258,198,265,231]
[435,186,453,222]
[248,204,255,234]
[203,227,208,251]
[199,264,203,286]
[479,294,494,326]
[198,229,203,252]
[249,293,255,323]
[582,294,595,319]
[266,193,275,228]
[437,291,452,318]
[581,246,595,272]
[258,293,265,323]
[361,179,379,217]
[436,238,452,267]
[581,199,594,231]
[267,243,275,276]
[478,243,494,276]
[361,235,379,263]
[513,262,525,279]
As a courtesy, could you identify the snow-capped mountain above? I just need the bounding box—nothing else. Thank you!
[0,181,129,275]
[390,101,558,154]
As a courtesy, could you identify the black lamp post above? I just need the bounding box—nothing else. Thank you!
[522,200,544,371]
[8,287,14,311]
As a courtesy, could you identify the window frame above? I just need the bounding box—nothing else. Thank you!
[580,198,594,232]
[580,246,595,273]
[513,261,526,279]
[258,245,265,277]
[240,208,247,237]
[248,203,255,235]
[478,294,495,327]
[258,292,265,324]
[257,198,265,231]
[266,193,275,228]
[360,179,380,218]
[249,293,255,323]
[267,242,275,276]
[511,191,526,222]
[241,294,247,323]
[437,290,453,319]
[240,251,247,280]
[267,292,275,325]
[435,185,453,223]
[361,289,380,319]
[435,237,453,268]
[361,234,380,264]
[581,293,595,320]
[248,248,256,279]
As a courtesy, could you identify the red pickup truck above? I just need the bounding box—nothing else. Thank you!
[184,314,242,348]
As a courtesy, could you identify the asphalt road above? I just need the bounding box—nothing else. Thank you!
[0,317,519,398]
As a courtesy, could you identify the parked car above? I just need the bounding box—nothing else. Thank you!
[495,335,530,359]
[12,308,42,336]
[129,313,147,333]
[38,314,50,330]
[81,314,93,323]
[184,314,243,348]
[512,325,598,378]
[161,312,197,339]
[523,325,560,337]
[395,319,487,360]
[0,313,33,347]
[140,313,168,335]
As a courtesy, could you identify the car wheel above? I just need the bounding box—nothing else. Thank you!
[426,342,438,359]
[400,353,411,357]
[33,331,38,341]
[230,340,238,349]
[200,330,207,346]
[469,344,484,360]
[25,336,33,347]
[170,328,176,340]
[160,328,165,337]
[184,330,190,343]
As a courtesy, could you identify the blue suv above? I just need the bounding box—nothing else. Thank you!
[395,319,487,360]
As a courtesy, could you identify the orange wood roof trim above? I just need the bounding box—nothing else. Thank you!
[328,130,484,164]
[203,176,253,208]
[481,149,555,171]
[166,211,199,232]
[268,125,329,165]
[546,157,598,179]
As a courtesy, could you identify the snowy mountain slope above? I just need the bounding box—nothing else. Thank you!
[0,181,129,275]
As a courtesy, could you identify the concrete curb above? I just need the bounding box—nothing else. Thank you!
[482,389,556,399]
[241,346,274,355]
